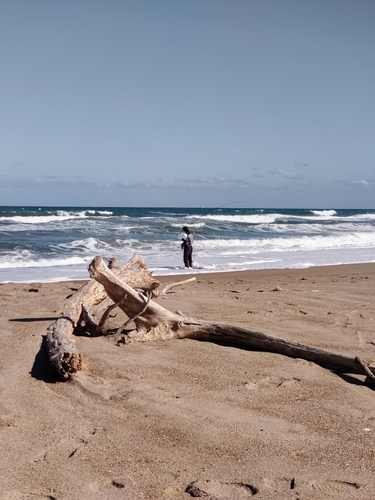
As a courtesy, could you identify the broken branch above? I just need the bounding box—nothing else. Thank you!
[88,255,375,381]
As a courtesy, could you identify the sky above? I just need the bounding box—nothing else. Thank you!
[1,0,374,208]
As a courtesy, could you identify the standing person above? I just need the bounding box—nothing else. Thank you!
[180,226,193,268]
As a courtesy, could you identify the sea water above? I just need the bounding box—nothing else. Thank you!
[0,206,374,283]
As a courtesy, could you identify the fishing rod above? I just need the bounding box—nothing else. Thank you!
[189,200,247,223]
[177,201,247,236]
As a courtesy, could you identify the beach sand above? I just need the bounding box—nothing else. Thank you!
[1,263,375,499]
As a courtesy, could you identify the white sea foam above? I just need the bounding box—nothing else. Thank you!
[196,232,375,252]
[205,211,375,224]
[205,214,280,224]
[345,213,375,221]
[0,212,87,224]
[1,206,375,282]
[310,209,337,217]
[0,255,89,269]
[54,237,112,252]
[263,222,375,234]
[86,210,113,215]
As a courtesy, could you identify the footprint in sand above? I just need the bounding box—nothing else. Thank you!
[186,479,258,498]
[73,373,132,400]
[73,373,177,404]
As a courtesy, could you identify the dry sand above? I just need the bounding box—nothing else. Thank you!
[1,263,375,499]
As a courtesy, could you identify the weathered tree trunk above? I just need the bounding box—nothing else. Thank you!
[45,318,84,380]
[46,253,160,379]
[88,255,375,379]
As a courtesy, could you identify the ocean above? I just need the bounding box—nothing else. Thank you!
[0,206,374,283]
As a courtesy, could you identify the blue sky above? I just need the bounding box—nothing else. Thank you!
[1,0,374,208]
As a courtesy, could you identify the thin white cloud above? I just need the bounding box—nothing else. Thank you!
[231,178,251,187]
[173,176,252,187]
[174,176,228,185]
[351,179,369,186]
[277,169,299,179]
[196,177,227,184]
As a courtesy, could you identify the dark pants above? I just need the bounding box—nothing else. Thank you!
[183,245,193,268]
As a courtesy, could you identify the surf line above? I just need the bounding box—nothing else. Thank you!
[188,200,247,224]
[176,201,247,237]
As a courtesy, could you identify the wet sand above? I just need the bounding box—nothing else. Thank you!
[1,263,375,499]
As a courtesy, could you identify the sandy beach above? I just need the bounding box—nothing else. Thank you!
[1,262,375,499]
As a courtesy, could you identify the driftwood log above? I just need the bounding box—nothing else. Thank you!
[45,253,160,379]
[87,255,375,382]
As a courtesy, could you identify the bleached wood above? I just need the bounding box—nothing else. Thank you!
[45,318,84,380]
[46,254,160,379]
[161,277,196,295]
[88,255,375,379]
